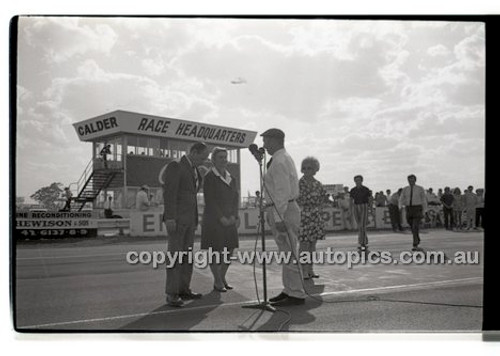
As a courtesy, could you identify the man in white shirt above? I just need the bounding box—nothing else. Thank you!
[399,175,428,251]
[262,128,306,306]
[426,188,440,206]
[463,186,477,230]
[136,185,151,211]
[338,192,353,230]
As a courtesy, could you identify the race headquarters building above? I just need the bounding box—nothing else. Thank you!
[71,110,257,211]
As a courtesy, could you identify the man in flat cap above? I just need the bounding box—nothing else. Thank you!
[262,128,306,306]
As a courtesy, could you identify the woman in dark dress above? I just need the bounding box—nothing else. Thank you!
[201,147,240,292]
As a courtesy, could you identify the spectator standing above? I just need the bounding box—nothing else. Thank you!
[475,189,484,230]
[426,188,440,206]
[62,187,72,211]
[100,144,112,168]
[388,188,403,232]
[136,185,151,211]
[375,191,387,207]
[338,192,353,230]
[440,187,455,230]
[463,186,477,230]
[349,175,372,252]
[452,188,464,231]
[399,174,427,251]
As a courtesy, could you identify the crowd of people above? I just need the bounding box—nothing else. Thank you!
[326,184,485,233]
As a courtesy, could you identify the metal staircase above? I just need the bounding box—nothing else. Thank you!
[70,158,123,211]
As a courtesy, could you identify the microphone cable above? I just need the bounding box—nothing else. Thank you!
[251,215,261,305]
[245,199,294,332]
[244,150,293,331]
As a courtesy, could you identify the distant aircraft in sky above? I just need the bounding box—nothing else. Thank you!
[230,77,247,85]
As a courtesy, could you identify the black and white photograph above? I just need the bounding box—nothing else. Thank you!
[10,14,493,338]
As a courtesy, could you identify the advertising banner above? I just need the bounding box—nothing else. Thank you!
[15,211,99,239]
[129,207,395,237]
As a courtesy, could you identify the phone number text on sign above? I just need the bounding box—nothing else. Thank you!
[17,228,97,238]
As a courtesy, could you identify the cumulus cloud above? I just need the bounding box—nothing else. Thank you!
[427,44,451,57]
[21,17,118,64]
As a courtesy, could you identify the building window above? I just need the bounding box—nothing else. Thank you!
[149,137,160,157]
[127,136,137,155]
[137,136,148,156]
[160,138,170,158]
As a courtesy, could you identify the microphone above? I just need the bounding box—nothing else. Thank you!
[249,144,265,162]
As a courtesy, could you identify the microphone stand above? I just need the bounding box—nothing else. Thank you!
[242,154,276,313]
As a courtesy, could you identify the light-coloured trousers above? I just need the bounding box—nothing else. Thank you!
[353,203,369,246]
[267,202,306,299]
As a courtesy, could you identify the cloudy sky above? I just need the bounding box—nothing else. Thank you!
[15,16,485,200]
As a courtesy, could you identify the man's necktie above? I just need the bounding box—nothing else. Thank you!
[194,167,199,190]
[266,158,273,170]
[409,185,414,207]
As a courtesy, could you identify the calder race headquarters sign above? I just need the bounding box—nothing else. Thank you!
[73,110,257,148]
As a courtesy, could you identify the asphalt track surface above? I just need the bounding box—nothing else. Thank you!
[14,229,483,332]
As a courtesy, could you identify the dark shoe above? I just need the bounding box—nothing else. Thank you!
[223,283,234,290]
[269,292,288,303]
[412,246,424,252]
[166,295,184,307]
[303,274,312,280]
[213,285,227,292]
[311,273,320,278]
[270,296,305,306]
[179,291,202,300]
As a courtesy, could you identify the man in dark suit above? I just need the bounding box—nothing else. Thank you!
[163,142,210,307]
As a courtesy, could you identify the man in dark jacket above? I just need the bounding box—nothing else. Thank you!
[163,142,210,307]
[440,187,455,230]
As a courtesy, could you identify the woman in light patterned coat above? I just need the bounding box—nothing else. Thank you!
[297,156,327,280]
